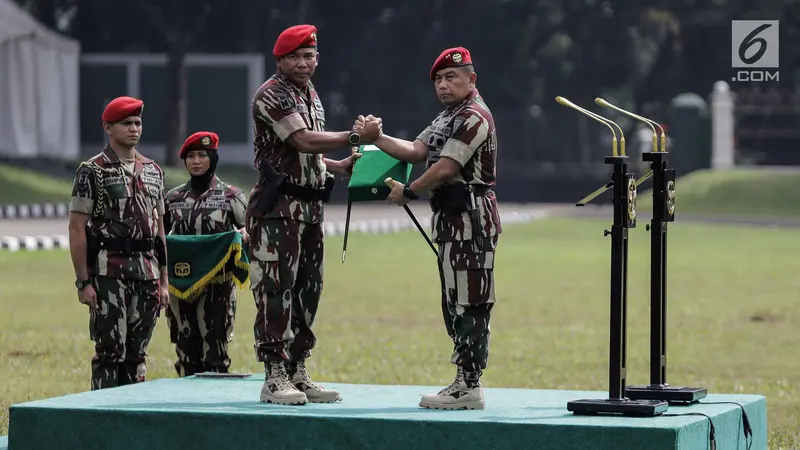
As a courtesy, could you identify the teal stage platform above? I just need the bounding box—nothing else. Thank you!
[7,374,766,450]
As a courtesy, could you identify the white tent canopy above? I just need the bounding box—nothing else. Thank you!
[0,0,80,160]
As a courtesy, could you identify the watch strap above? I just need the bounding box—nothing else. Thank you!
[403,185,419,200]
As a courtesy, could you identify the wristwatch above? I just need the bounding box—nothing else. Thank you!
[75,279,91,291]
[348,132,361,146]
[403,185,419,200]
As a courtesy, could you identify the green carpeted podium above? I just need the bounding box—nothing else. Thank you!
[6,375,766,450]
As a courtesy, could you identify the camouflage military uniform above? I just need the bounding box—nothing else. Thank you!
[247,71,340,404]
[69,145,166,390]
[417,88,502,409]
[163,175,247,376]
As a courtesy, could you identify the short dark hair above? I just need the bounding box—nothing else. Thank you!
[457,64,475,75]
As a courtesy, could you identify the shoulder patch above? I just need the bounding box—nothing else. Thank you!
[452,115,467,133]
[271,87,296,112]
[75,164,93,195]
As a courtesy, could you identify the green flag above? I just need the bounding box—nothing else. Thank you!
[165,231,250,300]
[347,144,413,202]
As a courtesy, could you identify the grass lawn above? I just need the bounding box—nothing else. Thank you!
[1,217,798,448]
[0,164,73,205]
[0,163,259,206]
[637,167,800,219]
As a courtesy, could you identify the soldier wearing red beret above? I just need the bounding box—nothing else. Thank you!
[247,24,382,406]
[68,95,170,390]
[163,131,249,377]
[354,47,502,410]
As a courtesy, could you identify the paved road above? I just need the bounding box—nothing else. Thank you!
[3,202,799,239]
[0,203,564,238]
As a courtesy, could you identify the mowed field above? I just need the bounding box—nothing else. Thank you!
[1,217,799,448]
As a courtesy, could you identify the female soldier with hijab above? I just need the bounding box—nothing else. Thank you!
[163,131,249,376]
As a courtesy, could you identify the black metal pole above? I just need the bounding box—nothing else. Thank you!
[608,160,625,400]
[661,206,668,383]
[625,152,707,404]
[402,204,438,258]
[568,155,667,416]
[341,198,352,263]
[649,158,665,384]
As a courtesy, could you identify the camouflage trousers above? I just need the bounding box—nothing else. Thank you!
[437,235,499,378]
[247,216,324,364]
[89,276,160,390]
[166,281,237,377]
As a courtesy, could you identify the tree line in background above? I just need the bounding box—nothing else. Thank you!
[14,0,800,171]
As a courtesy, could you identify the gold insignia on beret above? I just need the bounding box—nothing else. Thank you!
[452,53,463,63]
[201,136,211,146]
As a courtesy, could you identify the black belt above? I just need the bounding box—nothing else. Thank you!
[429,184,493,212]
[96,236,156,253]
[468,185,493,196]
[281,182,328,202]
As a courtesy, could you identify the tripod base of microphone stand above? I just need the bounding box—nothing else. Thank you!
[625,384,708,404]
[567,397,669,417]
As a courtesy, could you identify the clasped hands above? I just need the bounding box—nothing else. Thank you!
[327,115,383,176]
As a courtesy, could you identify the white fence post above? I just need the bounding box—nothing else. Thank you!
[710,80,735,169]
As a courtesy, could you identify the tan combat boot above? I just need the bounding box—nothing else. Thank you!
[419,367,486,410]
[288,360,342,403]
[260,361,308,405]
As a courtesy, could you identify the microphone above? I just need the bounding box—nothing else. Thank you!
[555,96,626,157]
[595,97,667,153]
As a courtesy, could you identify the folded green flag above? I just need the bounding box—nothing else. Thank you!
[347,144,413,202]
[165,231,250,300]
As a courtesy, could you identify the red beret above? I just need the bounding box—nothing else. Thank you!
[430,47,473,80]
[102,96,144,123]
[179,131,219,159]
[273,24,317,57]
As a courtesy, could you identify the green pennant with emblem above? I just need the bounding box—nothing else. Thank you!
[165,231,250,300]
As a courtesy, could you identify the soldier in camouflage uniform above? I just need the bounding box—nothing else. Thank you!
[163,131,249,377]
[354,47,501,410]
[67,96,170,390]
[247,24,382,405]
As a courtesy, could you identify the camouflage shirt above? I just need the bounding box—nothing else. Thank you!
[164,175,247,236]
[416,89,502,242]
[247,71,332,224]
[69,145,166,280]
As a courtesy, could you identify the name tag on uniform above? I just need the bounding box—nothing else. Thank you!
[430,122,449,135]
[141,175,161,185]
[296,103,309,114]
[169,202,192,211]
[203,201,231,211]
[143,166,160,177]
[103,176,124,186]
